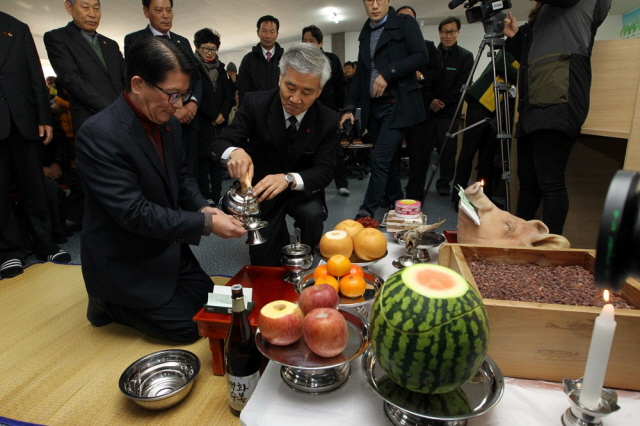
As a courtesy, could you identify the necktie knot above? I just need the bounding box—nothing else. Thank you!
[266,51,272,62]
[287,116,298,143]
[159,34,170,40]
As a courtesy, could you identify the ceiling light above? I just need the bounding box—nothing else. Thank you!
[333,12,339,23]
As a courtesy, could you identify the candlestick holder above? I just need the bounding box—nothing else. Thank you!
[561,378,620,426]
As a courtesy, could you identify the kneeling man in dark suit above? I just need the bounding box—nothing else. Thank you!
[75,36,246,342]
[212,43,338,266]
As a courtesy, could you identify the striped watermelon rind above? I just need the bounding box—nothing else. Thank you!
[371,264,489,394]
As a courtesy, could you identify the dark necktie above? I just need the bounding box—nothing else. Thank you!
[287,116,298,144]
[159,34,170,40]
[266,51,272,62]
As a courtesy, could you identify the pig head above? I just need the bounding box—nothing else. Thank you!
[457,182,570,248]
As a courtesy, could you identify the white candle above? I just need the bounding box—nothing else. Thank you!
[579,303,617,410]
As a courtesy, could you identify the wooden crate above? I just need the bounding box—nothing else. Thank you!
[439,244,640,391]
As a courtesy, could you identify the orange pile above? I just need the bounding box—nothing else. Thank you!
[314,255,366,298]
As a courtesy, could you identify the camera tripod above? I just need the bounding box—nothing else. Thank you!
[423,13,514,212]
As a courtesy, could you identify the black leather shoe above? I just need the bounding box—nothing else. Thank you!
[87,296,113,327]
[437,187,450,196]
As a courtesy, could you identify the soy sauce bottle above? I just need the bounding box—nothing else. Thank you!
[224,284,261,416]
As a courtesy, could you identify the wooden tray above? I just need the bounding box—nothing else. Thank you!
[439,244,640,391]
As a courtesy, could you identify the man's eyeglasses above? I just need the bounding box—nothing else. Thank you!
[148,81,192,104]
[200,47,217,54]
[439,29,459,36]
[364,0,387,4]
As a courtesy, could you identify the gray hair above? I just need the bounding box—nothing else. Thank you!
[279,42,331,88]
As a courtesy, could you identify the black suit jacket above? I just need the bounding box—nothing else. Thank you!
[75,95,209,309]
[0,12,52,140]
[211,89,338,213]
[124,26,202,107]
[345,7,429,130]
[44,22,125,133]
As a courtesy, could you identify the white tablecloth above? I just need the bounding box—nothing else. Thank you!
[241,358,639,426]
[241,234,640,425]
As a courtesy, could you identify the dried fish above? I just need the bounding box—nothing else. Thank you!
[404,220,446,250]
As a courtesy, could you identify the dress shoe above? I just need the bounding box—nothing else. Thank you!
[87,296,113,327]
[354,209,372,220]
[0,258,23,278]
[437,187,451,196]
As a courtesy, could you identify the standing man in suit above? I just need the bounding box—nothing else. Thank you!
[124,0,202,180]
[301,24,350,196]
[0,12,71,279]
[212,43,337,267]
[237,15,284,105]
[396,5,444,201]
[426,16,473,197]
[75,37,246,342]
[341,0,429,219]
[44,0,125,134]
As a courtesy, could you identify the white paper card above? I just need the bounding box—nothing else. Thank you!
[456,185,481,226]
[206,286,253,309]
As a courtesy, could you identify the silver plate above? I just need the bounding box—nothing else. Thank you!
[362,348,504,423]
[295,270,383,308]
[256,309,370,370]
[257,310,371,393]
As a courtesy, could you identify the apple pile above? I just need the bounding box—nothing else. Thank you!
[258,285,349,358]
[319,219,387,261]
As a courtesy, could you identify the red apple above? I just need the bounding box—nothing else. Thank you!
[298,284,340,315]
[258,300,304,346]
[302,308,349,358]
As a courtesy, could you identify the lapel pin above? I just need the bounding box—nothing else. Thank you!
[3,32,13,37]
[165,126,171,131]
[306,129,311,133]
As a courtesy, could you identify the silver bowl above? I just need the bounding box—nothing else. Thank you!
[118,349,200,411]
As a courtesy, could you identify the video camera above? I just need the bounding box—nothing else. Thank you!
[448,0,512,25]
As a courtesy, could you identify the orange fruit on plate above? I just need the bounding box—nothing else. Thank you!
[313,264,329,281]
[326,254,352,277]
[314,274,339,293]
[349,264,364,278]
[339,274,367,298]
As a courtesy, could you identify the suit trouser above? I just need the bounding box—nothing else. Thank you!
[429,115,458,192]
[404,119,432,200]
[360,102,405,215]
[249,193,327,267]
[0,123,59,263]
[103,245,212,343]
[451,100,497,202]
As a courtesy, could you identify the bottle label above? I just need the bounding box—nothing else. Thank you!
[226,371,261,411]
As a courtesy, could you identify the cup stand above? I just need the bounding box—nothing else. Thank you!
[283,270,306,284]
[244,220,268,245]
[561,378,620,426]
[384,403,468,426]
[279,363,351,394]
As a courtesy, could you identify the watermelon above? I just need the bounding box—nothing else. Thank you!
[371,263,489,394]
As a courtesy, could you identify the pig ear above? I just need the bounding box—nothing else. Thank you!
[528,219,550,235]
[527,220,571,248]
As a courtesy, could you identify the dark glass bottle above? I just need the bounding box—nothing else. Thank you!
[224,284,261,417]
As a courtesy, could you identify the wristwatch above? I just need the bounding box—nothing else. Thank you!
[284,173,295,188]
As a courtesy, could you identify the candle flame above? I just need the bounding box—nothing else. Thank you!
[603,290,610,303]
[480,180,485,187]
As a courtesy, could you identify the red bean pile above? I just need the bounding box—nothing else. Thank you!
[467,260,635,309]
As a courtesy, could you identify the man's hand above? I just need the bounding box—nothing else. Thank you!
[43,163,62,180]
[209,209,247,239]
[39,125,53,145]
[340,113,355,129]
[213,113,226,126]
[252,173,288,202]
[371,74,388,98]
[430,99,446,112]
[226,149,254,182]
[174,102,198,124]
[503,12,519,38]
